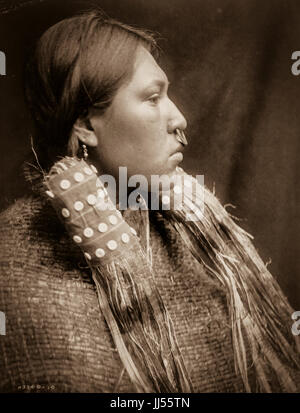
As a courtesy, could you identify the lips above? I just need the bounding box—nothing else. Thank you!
[169,152,184,163]
[169,144,184,165]
[169,131,186,163]
[170,142,185,157]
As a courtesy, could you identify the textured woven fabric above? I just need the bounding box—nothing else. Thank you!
[0,184,297,392]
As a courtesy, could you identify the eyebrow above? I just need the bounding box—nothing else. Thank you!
[143,78,170,91]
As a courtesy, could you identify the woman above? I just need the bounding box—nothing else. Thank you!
[0,9,299,393]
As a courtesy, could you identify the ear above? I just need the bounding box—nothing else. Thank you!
[72,118,98,147]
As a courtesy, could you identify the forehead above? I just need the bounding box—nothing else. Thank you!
[128,46,168,88]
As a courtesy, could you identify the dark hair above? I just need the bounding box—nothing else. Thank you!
[25,10,158,170]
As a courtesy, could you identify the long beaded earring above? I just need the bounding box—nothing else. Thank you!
[81,144,88,160]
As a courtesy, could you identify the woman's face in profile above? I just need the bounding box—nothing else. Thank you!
[88,45,187,182]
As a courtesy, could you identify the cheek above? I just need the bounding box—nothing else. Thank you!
[93,104,169,175]
[110,106,165,153]
[112,96,161,129]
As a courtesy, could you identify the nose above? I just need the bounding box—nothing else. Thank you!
[166,97,187,134]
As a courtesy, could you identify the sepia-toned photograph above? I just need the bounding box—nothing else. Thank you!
[0,0,299,395]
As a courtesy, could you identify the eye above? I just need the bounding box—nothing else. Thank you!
[148,94,161,105]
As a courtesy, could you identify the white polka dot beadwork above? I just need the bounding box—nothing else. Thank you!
[83,167,93,175]
[61,208,70,218]
[162,195,170,205]
[107,240,117,250]
[98,223,108,233]
[74,172,84,182]
[83,227,94,238]
[84,252,92,260]
[74,201,84,211]
[130,227,137,236]
[46,190,55,198]
[108,215,118,225]
[90,165,98,173]
[87,194,97,205]
[73,235,82,244]
[60,179,71,190]
[96,201,108,211]
[121,233,130,243]
[95,248,105,258]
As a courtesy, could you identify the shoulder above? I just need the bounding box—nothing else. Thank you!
[0,195,57,246]
[0,194,90,305]
[0,194,82,266]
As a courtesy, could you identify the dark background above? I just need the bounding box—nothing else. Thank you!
[0,0,299,308]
